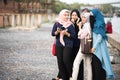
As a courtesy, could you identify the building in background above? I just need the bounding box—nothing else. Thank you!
[0,0,55,28]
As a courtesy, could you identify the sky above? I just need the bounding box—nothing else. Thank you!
[59,0,120,5]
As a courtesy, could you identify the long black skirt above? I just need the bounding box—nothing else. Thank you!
[77,54,106,80]
[92,54,106,80]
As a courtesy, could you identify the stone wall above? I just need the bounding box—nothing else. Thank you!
[107,32,120,51]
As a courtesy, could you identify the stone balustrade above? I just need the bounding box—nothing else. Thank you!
[11,14,42,28]
[0,13,56,28]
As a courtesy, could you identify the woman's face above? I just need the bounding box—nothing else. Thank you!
[81,16,87,23]
[63,12,69,22]
[71,12,78,21]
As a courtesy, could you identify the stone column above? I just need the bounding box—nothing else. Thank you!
[16,14,21,26]
[22,14,26,27]
[37,14,42,27]
[34,14,37,27]
[26,14,30,27]
[11,14,15,27]
[30,14,34,27]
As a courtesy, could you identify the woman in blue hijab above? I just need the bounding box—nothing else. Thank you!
[91,8,115,80]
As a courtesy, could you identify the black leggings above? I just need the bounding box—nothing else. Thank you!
[56,46,73,80]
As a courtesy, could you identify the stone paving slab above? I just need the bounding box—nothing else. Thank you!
[0,23,120,80]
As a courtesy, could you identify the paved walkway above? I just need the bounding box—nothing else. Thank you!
[0,23,120,80]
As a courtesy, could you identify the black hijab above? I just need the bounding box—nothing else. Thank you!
[70,9,81,36]
[70,9,81,22]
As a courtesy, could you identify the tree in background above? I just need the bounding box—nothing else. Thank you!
[54,1,70,14]
[102,4,113,14]
[54,1,119,16]
[54,1,85,14]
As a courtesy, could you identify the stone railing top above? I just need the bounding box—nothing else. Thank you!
[107,32,120,43]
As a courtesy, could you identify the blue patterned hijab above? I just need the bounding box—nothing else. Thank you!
[92,9,107,40]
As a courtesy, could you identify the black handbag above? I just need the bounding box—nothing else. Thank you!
[81,37,93,54]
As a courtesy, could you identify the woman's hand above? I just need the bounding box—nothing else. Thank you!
[55,29,61,35]
[76,18,80,24]
[77,22,83,29]
[90,48,96,53]
[61,30,70,37]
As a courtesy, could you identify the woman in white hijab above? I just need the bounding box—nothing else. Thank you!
[71,12,92,80]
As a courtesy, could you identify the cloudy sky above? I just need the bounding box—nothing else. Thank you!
[59,0,120,4]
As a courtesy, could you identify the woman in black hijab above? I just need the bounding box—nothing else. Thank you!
[70,9,83,80]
